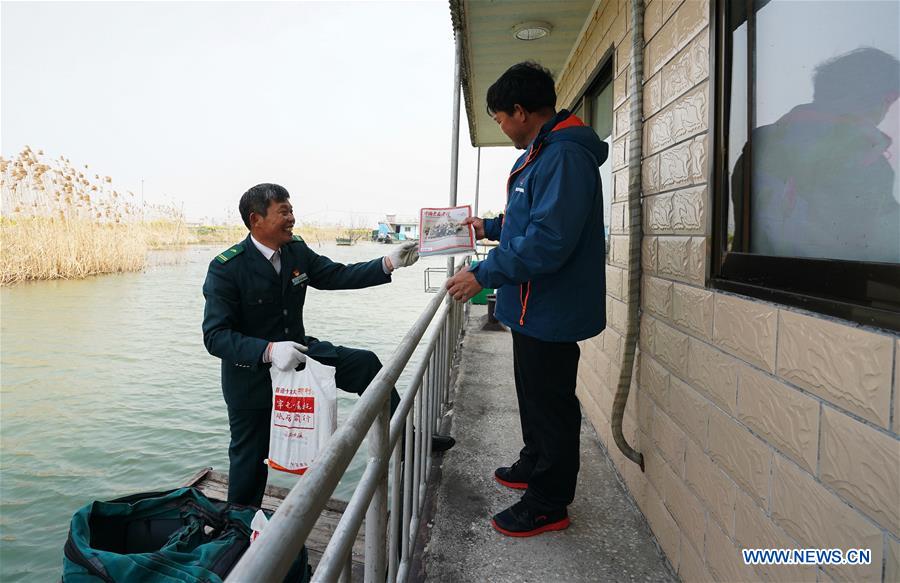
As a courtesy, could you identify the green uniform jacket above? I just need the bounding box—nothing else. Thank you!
[202,234,391,410]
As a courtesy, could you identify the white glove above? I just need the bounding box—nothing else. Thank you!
[268,341,307,370]
[385,242,419,271]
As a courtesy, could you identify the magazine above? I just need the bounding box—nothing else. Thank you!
[418,205,476,257]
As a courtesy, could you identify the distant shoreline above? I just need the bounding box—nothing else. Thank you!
[0,221,376,285]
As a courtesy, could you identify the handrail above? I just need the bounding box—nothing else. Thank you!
[313,301,450,581]
[226,261,468,583]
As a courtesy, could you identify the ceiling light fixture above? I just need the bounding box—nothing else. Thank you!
[512,21,552,41]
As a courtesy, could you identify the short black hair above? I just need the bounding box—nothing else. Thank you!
[239,183,290,229]
[486,61,556,116]
[813,47,900,113]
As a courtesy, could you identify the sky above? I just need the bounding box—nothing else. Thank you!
[1,1,521,225]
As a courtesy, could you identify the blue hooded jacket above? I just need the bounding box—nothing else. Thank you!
[470,110,609,342]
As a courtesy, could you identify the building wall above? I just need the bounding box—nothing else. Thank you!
[555,1,900,581]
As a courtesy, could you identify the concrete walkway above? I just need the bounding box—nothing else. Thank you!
[420,306,677,583]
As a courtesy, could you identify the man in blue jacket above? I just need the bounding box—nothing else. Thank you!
[203,183,454,507]
[447,62,608,537]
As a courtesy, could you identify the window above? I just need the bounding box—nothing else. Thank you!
[571,100,584,121]
[712,0,900,330]
[590,75,614,256]
[570,60,614,257]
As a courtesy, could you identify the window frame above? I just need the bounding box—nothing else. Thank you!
[568,52,615,257]
[566,48,614,129]
[710,0,900,332]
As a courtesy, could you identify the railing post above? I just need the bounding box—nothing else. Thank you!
[442,317,447,416]
[447,305,454,404]
[364,393,390,582]
[441,318,449,418]
[338,551,352,583]
[402,409,413,562]
[437,321,444,423]
[447,309,452,396]
[425,353,434,482]
[412,373,423,511]
[388,438,402,582]
[453,302,459,394]
[425,351,435,476]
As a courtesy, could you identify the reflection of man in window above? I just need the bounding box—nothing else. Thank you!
[732,48,900,262]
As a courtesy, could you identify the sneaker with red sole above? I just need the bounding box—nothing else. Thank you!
[491,500,570,537]
[494,460,531,490]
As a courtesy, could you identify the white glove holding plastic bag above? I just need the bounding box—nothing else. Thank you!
[266,356,337,475]
[268,341,307,370]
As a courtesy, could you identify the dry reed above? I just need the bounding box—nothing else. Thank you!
[0,146,189,285]
[0,147,373,285]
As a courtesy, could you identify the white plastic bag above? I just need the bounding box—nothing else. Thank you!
[266,357,337,475]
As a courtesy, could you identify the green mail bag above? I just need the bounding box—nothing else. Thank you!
[62,487,309,582]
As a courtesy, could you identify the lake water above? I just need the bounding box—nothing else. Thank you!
[0,241,452,581]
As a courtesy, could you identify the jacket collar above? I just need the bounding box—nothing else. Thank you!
[511,110,586,178]
[243,234,280,284]
[527,109,583,151]
[249,234,278,261]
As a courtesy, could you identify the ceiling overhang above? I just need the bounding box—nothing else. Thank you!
[449,0,597,147]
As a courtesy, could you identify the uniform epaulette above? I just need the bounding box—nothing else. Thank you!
[215,244,244,264]
[292,235,305,243]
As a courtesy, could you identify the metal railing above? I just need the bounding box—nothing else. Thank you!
[226,261,468,583]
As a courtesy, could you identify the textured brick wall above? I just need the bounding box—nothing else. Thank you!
[555,1,900,581]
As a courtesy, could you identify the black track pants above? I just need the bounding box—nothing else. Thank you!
[511,330,581,513]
